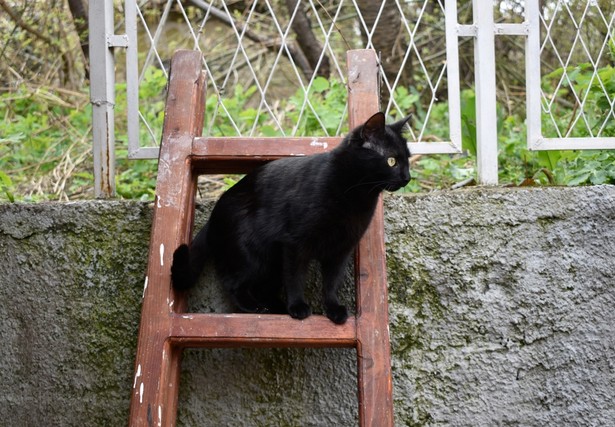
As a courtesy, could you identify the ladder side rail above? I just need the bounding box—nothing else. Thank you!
[129,51,206,427]
[347,49,395,427]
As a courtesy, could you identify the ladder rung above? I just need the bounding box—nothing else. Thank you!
[192,137,343,174]
[169,313,357,348]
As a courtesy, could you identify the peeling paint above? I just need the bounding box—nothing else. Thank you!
[158,405,162,427]
[310,140,328,149]
[159,244,164,266]
[142,276,148,298]
[139,382,144,404]
[133,364,141,389]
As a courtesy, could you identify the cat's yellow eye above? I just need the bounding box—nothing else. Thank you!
[387,157,397,167]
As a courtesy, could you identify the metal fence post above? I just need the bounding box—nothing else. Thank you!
[525,0,542,151]
[89,0,116,198]
[472,0,498,185]
[125,0,143,159]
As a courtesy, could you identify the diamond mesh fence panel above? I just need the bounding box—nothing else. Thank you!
[116,0,456,156]
[538,0,615,140]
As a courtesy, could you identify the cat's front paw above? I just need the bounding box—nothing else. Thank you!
[325,304,349,324]
[288,302,312,320]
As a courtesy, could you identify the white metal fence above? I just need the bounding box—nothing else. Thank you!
[89,0,615,197]
[526,1,615,150]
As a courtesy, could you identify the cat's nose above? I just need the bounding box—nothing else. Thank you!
[401,168,411,183]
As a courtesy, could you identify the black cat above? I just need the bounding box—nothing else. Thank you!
[171,112,411,324]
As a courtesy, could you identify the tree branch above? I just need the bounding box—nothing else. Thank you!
[67,0,89,78]
[0,0,54,46]
[188,0,313,78]
[284,0,330,77]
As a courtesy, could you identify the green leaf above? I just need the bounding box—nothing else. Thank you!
[0,171,13,187]
[590,169,608,185]
[0,171,15,202]
[260,125,280,136]
[537,150,561,170]
[567,172,591,186]
[311,77,329,93]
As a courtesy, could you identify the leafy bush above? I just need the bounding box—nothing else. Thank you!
[285,77,348,136]
[542,64,615,139]
[538,59,615,186]
[0,85,93,201]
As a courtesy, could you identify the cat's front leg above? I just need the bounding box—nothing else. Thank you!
[283,249,311,320]
[321,256,350,324]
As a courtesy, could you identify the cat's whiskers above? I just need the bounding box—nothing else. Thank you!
[343,178,388,194]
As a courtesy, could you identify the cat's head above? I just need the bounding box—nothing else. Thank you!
[349,112,412,192]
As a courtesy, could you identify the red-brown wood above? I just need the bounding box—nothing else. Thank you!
[128,50,205,427]
[128,49,394,427]
[192,136,342,174]
[170,314,356,348]
[347,49,395,426]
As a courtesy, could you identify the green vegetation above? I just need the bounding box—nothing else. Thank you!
[1,0,613,203]
[2,58,615,202]
[0,85,93,201]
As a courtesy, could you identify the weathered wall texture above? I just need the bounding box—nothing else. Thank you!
[0,186,614,426]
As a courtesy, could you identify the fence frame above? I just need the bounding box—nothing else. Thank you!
[89,0,117,198]
[525,0,615,151]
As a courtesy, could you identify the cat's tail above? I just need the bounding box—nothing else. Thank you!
[171,222,210,290]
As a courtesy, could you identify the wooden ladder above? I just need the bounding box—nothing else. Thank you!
[128,49,393,426]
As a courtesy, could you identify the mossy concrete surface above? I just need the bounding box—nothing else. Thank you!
[0,186,614,426]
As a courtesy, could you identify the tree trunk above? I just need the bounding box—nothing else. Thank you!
[284,0,330,78]
[189,0,313,79]
[355,0,409,87]
[67,0,89,78]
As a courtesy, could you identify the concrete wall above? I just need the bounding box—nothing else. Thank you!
[0,186,614,426]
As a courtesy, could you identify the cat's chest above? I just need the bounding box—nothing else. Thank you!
[300,203,374,249]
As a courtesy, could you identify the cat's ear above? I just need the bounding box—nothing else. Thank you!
[361,112,386,141]
[390,114,412,134]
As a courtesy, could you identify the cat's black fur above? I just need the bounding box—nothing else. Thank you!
[171,112,411,324]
